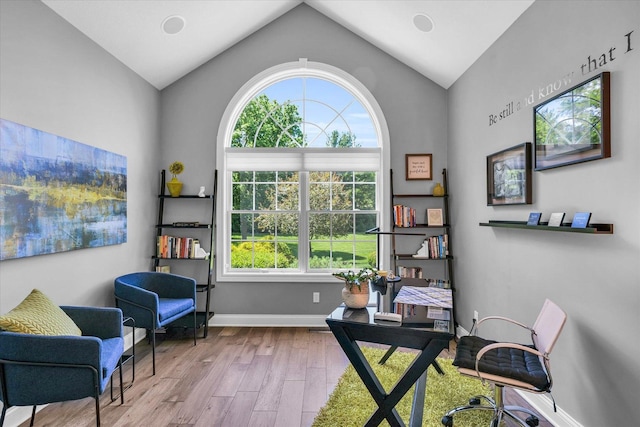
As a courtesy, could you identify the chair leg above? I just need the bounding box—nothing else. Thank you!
[119,357,124,404]
[0,405,6,427]
[30,405,36,427]
[151,328,156,376]
[95,396,101,427]
[193,312,197,346]
[442,384,540,427]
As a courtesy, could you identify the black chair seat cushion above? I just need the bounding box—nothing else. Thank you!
[453,335,550,391]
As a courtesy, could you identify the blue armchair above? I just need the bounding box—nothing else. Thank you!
[114,272,197,375]
[0,306,125,427]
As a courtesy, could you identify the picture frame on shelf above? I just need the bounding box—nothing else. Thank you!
[427,208,444,226]
[527,212,541,226]
[548,212,565,227]
[534,72,610,171]
[486,142,532,206]
[571,212,592,229]
[405,153,432,180]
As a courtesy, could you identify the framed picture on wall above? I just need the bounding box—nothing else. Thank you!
[405,153,432,180]
[486,142,532,206]
[534,72,610,170]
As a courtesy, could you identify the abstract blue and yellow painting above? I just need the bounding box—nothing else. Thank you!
[0,119,127,260]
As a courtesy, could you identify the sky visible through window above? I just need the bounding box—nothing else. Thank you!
[260,77,377,148]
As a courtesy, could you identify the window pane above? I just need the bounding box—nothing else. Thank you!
[277,183,299,209]
[256,183,273,210]
[231,213,255,240]
[355,183,375,210]
[356,213,378,234]
[232,183,254,210]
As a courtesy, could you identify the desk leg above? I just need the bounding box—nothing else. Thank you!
[329,323,448,427]
[409,371,426,427]
[329,324,403,426]
[379,346,398,365]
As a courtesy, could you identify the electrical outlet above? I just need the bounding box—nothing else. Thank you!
[313,292,320,303]
[473,310,479,322]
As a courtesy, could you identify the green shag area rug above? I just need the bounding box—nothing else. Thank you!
[312,347,495,427]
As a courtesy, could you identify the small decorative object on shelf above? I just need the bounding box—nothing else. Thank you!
[527,212,542,226]
[167,161,184,197]
[427,208,443,226]
[333,268,379,309]
[432,182,445,196]
[198,186,206,197]
[548,212,565,227]
[571,212,592,229]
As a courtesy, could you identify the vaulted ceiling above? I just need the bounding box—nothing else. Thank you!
[41,0,534,90]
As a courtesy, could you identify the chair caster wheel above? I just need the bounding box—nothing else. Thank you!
[469,397,481,405]
[526,415,539,426]
[441,415,453,426]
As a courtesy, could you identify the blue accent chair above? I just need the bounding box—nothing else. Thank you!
[0,306,125,427]
[114,272,197,375]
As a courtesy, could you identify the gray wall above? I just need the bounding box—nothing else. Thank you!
[448,1,639,425]
[0,0,160,311]
[160,4,448,316]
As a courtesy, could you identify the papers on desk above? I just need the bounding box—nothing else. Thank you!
[393,286,452,309]
[392,286,453,328]
[426,306,450,321]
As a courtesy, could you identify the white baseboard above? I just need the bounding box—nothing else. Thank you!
[2,329,147,427]
[455,325,581,427]
[207,313,328,328]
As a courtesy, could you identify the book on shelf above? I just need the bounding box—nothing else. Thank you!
[172,221,199,227]
[397,266,423,278]
[155,265,171,273]
[412,234,448,259]
[157,235,202,259]
[425,278,451,288]
[393,204,416,227]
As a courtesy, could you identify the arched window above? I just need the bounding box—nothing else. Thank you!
[217,59,389,282]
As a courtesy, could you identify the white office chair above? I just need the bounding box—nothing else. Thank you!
[442,299,567,427]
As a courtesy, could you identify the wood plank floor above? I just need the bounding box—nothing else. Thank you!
[20,327,552,427]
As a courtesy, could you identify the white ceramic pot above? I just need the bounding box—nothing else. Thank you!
[341,280,370,309]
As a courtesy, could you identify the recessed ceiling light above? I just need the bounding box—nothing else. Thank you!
[413,13,434,33]
[162,15,185,35]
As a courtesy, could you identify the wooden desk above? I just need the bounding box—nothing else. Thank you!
[326,306,454,427]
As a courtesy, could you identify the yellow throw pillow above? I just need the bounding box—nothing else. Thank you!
[0,289,81,336]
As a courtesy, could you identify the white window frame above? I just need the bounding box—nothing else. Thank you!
[216,59,390,282]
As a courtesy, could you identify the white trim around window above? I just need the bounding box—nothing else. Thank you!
[216,59,390,282]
